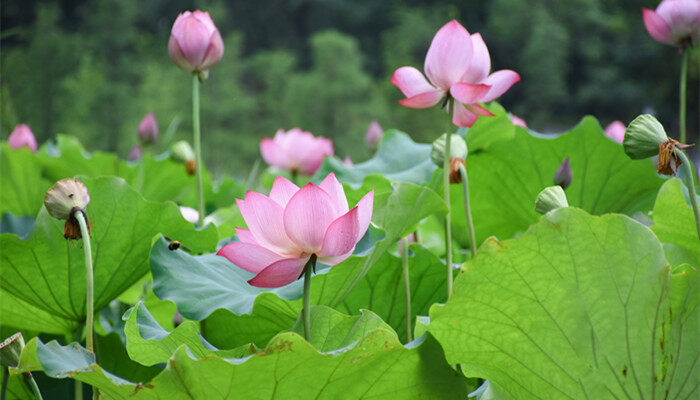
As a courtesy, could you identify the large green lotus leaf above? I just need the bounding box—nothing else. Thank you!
[459,102,516,152]
[313,130,437,187]
[429,208,699,399]
[0,176,217,334]
[17,318,466,399]
[0,289,78,334]
[651,178,700,268]
[449,116,665,248]
[94,331,162,383]
[39,135,123,181]
[0,144,52,216]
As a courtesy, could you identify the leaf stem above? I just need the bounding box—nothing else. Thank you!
[675,149,700,240]
[22,373,43,400]
[443,133,453,300]
[192,73,205,227]
[458,163,477,258]
[74,212,96,400]
[401,237,412,342]
[302,254,317,342]
[2,367,8,400]
[680,50,688,144]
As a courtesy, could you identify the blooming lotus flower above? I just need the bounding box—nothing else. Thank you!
[168,10,224,74]
[643,0,700,47]
[128,145,142,161]
[391,20,520,127]
[179,206,199,223]
[509,114,528,128]
[217,173,373,287]
[364,120,384,148]
[8,124,37,152]
[260,128,334,175]
[138,112,159,144]
[604,120,626,143]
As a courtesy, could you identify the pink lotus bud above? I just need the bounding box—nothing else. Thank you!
[509,114,528,128]
[138,112,159,144]
[128,145,142,161]
[260,128,334,175]
[168,10,224,74]
[553,157,573,190]
[217,173,374,287]
[604,120,626,144]
[391,20,520,127]
[364,120,384,149]
[7,124,37,152]
[179,206,199,223]
[643,0,700,47]
[343,156,354,166]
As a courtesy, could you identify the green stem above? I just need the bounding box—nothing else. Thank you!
[675,149,700,240]
[680,50,688,144]
[442,134,453,300]
[302,254,317,342]
[401,237,412,342]
[245,159,261,190]
[74,212,97,400]
[22,373,43,400]
[192,73,205,227]
[135,147,145,192]
[2,368,8,400]
[74,382,82,400]
[458,163,477,258]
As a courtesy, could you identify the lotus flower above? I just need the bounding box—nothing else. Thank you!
[138,112,159,144]
[260,128,334,175]
[364,120,384,148]
[128,145,142,161]
[509,114,528,128]
[7,124,37,152]
[179,206,199,223]
[217,173,373,287]
[643,0,700,47]
[168,10,224,74]
[604,120,626,143]
[391,20,520,127]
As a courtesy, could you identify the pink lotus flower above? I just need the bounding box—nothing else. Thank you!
[391,20,520,127]
[138,112,159,143]
[169,10,224,74]
[260,128,334,175]
[643,0,700,47]
[343,156,353,166]
[179,206,199,223]
[128,145,142,161]
[8,124,37,152]
[604,120,626,143]
[364,120,384,148]
[510,114,528,128]
[218,173,373,287]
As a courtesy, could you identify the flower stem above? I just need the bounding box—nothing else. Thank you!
[458,163,477,258]
[2,367,8,400]
[192,73,205,227]
[22,373,43,400]
[675,149,700,240]
[401,237,412,342]
[680,50,688,144]
[302,254,317,342]
[74,212,96,400]
[442,133,453,300]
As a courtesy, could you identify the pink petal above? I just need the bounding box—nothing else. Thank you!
[235,228,257,244]
[397,90,446,109]
[391,66,439,98]
[424,20,473,90]
[462,33,491,84]
[465,103,495,117]
[317,249,354,266]
[236,193,298,256]
[452,102,479,127]
[199,30,224,71]
[355,190,374,237]
[217,242,284,274]
[298,137,334,175]
[449,83,491,104]
[642,8,672,44]
[173,16,212,68]
[320,207,360,258]
[168,36,193,72]
[260,137,280,167]
[269,176,300,208]
[480,70,520,102]
[248,257,310,288]
[283,183,340,253]
[319,172,349,214]
[604,120,626,144]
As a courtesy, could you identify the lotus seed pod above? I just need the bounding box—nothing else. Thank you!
[535,186,569,215]
[431,133,467,167]
[170,140,196,163]
[623,114,668,159]
[44,178,90,220]
[0,333,25,368]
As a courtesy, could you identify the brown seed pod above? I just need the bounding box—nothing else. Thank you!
[448,157,466,184]
[185,159,196,175]
[657,139,693,175]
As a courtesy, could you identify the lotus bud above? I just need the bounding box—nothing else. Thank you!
[172,311,184,328]
[138,112,159,144]
[8,124,38,152]
[0,333,24,368]
[431,133,467,167]
[44,178,91,240]
[168,10,224,75]
[128,145,142,161]
[364,120,384,149]
[553,157,572,189]
[535,186,569,215]
[179,206,199,223]
[623,114,668,159]
[343,156,353,166]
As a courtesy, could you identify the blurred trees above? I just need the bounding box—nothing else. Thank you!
[1,0,697,176]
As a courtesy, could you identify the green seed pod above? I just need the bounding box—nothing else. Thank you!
[431,133,467,166]
[623,114,668,159]
[535,186,569,215]
[0,333,25,368]
[170,140,196,163]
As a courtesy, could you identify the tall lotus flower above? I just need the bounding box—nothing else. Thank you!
[260,128,334,175]
[8,124,37,152]
[364,120,384,149]
[138,112,159,144]
[217,173,373,287]
[643,0,700,47]
[168,10,224,74]
[391,20,520,127]
[604,120,626,143]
